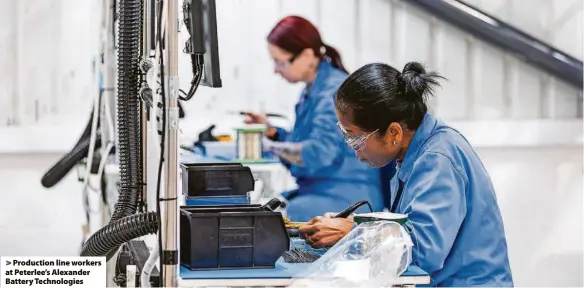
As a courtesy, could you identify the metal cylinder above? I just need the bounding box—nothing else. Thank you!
[162,0,179,286]
[236,129,264,161]
[140,0,151,212]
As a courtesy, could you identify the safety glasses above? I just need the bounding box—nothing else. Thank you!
[274,53,300,70]
[336,122,378,151]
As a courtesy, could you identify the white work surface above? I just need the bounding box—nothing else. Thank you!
[177,257,430,287]
[178,277,429,287]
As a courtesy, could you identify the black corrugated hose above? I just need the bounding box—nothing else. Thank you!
[80,212,158,258]
[80,0,158,259]
[40,109,101,188]
[41,133,103,188]
[110,0,143,222]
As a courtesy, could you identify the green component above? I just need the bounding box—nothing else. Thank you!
[235,159,272,164]
[235,127,267,133]
[353,212,409,225]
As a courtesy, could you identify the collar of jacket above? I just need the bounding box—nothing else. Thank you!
[397,113,438,182]
[303,60,335,99]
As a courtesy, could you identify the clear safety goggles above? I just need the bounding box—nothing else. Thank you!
[336,122,378,151]
[274,53,300,70]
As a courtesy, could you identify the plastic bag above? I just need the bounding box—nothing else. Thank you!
[290,221,413,288]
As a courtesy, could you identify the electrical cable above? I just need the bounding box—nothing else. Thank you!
[157,80,190,100]
[155,1,166,283]
[81,73,104,244]
[178,54,203,101]
[96,142,114,208]
[100,79,116,217]
[140,244,159,287]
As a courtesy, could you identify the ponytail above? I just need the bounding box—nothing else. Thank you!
[322,43,348,74]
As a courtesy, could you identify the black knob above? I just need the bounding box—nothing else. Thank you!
[262,198,282,211]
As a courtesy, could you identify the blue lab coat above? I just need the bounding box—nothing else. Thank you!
[272,61,384,222]
[389,113,513,286]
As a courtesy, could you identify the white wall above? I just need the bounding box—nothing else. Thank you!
[0,0,582,286]
[478,147,583,286]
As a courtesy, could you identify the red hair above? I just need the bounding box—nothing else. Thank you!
[267,16,348,73]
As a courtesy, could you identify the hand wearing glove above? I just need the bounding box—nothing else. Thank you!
[263,137,304,166]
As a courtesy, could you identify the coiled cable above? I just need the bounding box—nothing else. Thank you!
[80,212,158,259]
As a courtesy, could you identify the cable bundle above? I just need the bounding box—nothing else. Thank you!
[112,0,142,222]
[282,247,322,263]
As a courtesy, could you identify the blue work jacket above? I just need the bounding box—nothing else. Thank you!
[273,61,384,222]
[390,113,513,286]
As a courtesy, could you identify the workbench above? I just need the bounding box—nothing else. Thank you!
[178,260,430,287]
[103,149,431,287]
[178,237,430,287]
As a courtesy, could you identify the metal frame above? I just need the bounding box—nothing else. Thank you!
[161,0,180,286]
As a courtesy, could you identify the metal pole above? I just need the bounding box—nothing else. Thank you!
[142,0,152,57]
[162,0,179,286]
[140,0,151,211]
[143,0,153,57]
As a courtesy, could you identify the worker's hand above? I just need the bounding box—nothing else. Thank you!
[243,111,268,125]
[323,213,355,221]
[298,216,355,248]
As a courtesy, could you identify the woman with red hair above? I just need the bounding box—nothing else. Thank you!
[245,16,385,222]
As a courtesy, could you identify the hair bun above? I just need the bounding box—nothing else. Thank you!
[402,62,426,76]
[399,62,443,102]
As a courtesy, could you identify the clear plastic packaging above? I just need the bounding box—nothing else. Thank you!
[290,221,413,288]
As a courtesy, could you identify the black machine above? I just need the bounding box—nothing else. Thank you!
[182,0,222,89]
[114,163,289,283]
[179,163,290,270]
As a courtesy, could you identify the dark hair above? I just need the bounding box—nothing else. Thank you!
[336,62,444,134]
[267,15,348,73]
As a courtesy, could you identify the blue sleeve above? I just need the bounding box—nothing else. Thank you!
[270,127,292,169]
[402,152,467,274]
[273,127,289,142]
[298,95,343,175]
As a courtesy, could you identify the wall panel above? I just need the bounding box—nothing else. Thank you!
[319,0,357,72]
[433,23,470,119]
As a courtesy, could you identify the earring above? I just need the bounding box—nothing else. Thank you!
[393,141,398,146]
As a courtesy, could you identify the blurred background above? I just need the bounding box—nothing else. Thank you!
[0,0,582,286]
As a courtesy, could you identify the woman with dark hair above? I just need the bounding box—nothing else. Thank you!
[299,62,514,286]
[244,16,384,222]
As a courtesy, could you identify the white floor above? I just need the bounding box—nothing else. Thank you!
[0,154,85,257]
